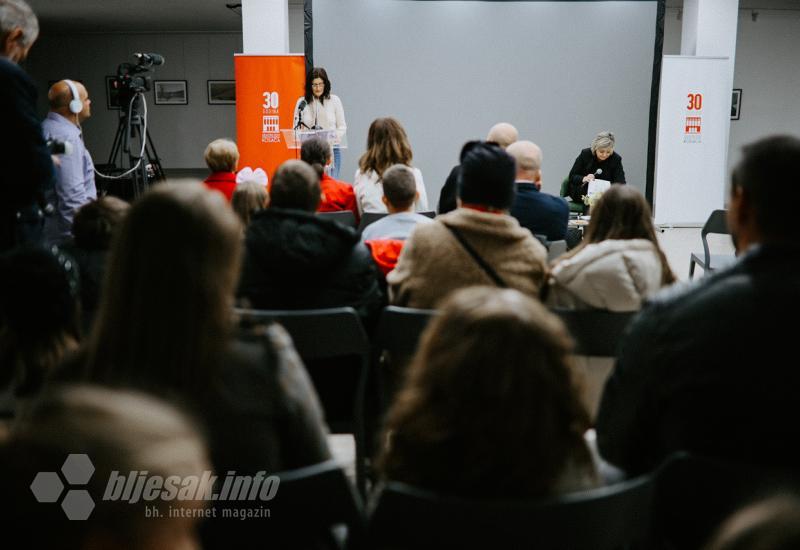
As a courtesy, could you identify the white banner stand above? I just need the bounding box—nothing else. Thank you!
[654,56,730,226]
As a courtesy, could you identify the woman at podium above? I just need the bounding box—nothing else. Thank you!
[567,131,626,203]
[293,67,347,179]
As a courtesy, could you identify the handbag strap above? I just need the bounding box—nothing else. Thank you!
[445,225,508,288]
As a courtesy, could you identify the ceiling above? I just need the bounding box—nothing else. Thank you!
[27,0,799,33]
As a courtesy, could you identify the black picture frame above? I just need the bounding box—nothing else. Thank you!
[731,89,742,120]
[105,75,121,110]
[207,80,236,105]
[153,80,188,105]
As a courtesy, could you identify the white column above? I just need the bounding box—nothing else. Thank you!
[242,0,289,54]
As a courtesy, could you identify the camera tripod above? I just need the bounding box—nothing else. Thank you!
[105,92,165,199]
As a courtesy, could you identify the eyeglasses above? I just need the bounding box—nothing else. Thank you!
[311,82,325,88]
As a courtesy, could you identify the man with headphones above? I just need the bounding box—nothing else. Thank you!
[41,79,97,245]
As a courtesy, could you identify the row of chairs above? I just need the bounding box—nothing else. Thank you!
[317,210,436,234]
[236,305,637,496]
[268,452,795,549]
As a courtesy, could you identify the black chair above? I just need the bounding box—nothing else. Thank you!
[652,452,800,549]
[235,307,371,495]
[318,210,357,228]
[551,308,636,357]
[367,474,654,549]
[205,459,365,549]
[689,209,737,279]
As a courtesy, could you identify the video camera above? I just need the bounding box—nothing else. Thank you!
[112,52,165,98]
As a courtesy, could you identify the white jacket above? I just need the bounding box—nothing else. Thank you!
[545,239,665,312]
[353,167,429,215]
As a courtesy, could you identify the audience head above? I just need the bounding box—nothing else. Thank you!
[729,134,800,251]
[1,385,210,549]
[300,136,333,178]
[231,180,269,227]
[0,0,38,62]
[85,182,242,393]
[457,140,516,211]
[269,160,321,212]
[485,122,519,149]
[204,138,240,173]
[706,495,800,550]
[0,246,80,397]
[48,80,91,124]
[577,184,675,284]
[71,196,129,250]
[591,131,616,161]
[378,286,591,498]
[381,164,418,213]
[359,117,413,178]
[305,66,331,103]
[506,140,543,183]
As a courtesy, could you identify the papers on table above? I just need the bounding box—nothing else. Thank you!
[587,178,611,195]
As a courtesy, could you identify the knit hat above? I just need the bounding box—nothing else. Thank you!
[458,141,516,210]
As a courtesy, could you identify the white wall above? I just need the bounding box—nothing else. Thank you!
[24,5,305,170]
[664,7,800,177]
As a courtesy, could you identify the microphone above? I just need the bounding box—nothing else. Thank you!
[295,100,307,129]
[594,168,603,177]
[134,52,165,66]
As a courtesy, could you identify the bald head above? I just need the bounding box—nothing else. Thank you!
[506,140,543,183]
[48,80,91,123]
[486,123,519,149]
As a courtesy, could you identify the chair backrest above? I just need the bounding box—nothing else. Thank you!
[701,209,730,265]
[551,308,636,357]
[375,306,437,359]
[367,475,654,549]
[358,211,387,233]
[317,210,357,228]
[547,239,568,262]
[560,177,570,198]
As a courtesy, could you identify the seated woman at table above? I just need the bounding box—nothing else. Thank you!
[567,131,626,204]
[544,185,676,312]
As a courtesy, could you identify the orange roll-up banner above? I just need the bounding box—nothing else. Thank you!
[235,55,306,181]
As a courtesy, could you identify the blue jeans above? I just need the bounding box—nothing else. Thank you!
[332,147,342,180]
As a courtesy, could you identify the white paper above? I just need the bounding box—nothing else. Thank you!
[587,178,611,195]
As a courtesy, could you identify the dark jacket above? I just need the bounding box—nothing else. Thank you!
[238,208,382,324]
[0,58,55,251]
[596,244,800,475]
[567,148,626,203]
[510,182,569,241]
[437,165,460,215]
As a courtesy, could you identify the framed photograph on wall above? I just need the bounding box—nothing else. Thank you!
[208,80,236,105]
[105,76,121,110]
[731,89,742,120]
[154,80,188,105]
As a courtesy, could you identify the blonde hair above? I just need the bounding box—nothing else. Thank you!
[231,180,269,227]
[204,138,240,173]
[590,131,615,154]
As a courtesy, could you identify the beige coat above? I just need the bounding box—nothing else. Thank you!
[545,238,665,312]
[387,208,548,309]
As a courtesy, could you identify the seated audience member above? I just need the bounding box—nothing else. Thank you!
[203,138,239,200]
[354,117,429,215]
[388,141,547,309]
[596,135,800,475]
[55,182,331,547]
[60,196,129,328]
[0,385,210,549]
[706,496,800,550]
[0,246,80,408]
[362,164,434,277]
[231,179,269,229]
[238,160,382,322]
[544,185,675,311]
[507,140,569,242]
[377,286,598,498]
[300,136,358,220]
[438,122,518,215]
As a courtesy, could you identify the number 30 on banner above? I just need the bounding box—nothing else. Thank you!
[687,93,703,110]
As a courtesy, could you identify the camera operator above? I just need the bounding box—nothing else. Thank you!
[0,0,55,252]
[42,80,96,246]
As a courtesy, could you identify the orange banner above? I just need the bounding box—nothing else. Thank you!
[235,55,306,182]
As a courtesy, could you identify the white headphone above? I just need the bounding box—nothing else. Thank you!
[64,79,83,114]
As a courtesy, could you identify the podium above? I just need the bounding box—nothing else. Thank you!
[280,128,348,150]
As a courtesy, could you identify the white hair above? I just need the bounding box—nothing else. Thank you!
[0,0,38,48]
[591,131,615,154]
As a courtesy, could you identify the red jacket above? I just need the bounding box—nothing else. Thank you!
[204,171,237,201]
[318,173,359,221]
[365,239,405,276]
